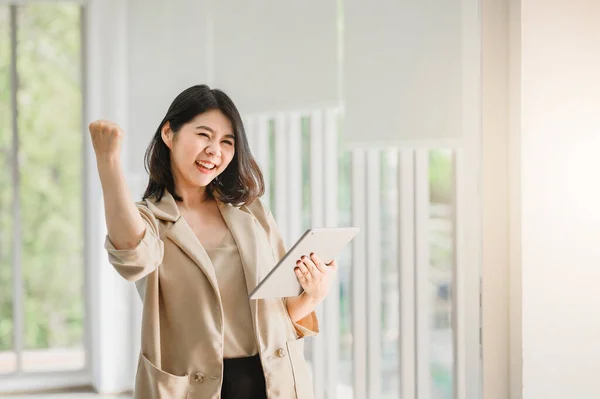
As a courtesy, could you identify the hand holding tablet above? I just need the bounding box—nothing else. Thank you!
[249,227,359,300]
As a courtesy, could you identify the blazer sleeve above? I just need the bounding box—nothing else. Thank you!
[250,199,320,338]
[104,202,164,282]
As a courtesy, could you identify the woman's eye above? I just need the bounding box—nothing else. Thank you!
[223,140,234,146]
[198,133,209,138]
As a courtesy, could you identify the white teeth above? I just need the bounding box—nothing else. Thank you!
[196,161,215,169]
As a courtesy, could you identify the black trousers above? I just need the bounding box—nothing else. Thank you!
[221,355,268,399]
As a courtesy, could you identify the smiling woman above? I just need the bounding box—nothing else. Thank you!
[90,84,334,399]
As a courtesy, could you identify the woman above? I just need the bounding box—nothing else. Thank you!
[89,85,337,399]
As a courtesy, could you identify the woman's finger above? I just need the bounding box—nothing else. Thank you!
[301,256,319,277]
[295,267,309,288]
[310,253,327,273]
[297,260,312,280]
[326,259,338,271]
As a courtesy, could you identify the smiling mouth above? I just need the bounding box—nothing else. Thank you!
[195,160,216,174]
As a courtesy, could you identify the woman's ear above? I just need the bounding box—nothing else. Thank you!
[161,122,173,149]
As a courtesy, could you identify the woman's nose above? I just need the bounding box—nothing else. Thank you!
[206,142,221,157]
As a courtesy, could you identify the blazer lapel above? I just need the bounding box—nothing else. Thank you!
[146,192,220,296]
[165,219,220,296]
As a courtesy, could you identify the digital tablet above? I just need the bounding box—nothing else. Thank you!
[249,227,360,300]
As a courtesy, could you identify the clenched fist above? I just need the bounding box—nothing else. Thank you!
[89,120,124,159]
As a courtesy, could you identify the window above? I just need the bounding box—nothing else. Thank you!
[247,108,458,399]
[428,149,454,399]
[341,147,456,399]
[0,2,84,375]
[0,4,15,374]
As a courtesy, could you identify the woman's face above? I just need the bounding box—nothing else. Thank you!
[162,109,235,192]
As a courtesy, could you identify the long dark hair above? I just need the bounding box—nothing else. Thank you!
[142,84,264,205]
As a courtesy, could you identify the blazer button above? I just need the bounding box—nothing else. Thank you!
[194,372,205,383]
[276,348,286,358]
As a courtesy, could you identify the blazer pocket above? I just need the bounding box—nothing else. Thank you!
[135,353,189,399]
[286,339,315,399]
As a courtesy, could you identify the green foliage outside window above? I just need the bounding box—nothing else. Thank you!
[0,3,83,352]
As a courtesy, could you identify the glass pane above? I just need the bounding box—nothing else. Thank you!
[337,147,353,396]
[300,116,314,367]
[268,119,276,216]
[380,150,399,398]
[429,149,454,398]
[0,5,15,374]
[301,116,311,232]
[16,3,84,371]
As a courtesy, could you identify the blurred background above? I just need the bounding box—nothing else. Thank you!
[0,1,474,397]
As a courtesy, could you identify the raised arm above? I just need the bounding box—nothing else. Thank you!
[90,120,163,282]
[89,120,145,249]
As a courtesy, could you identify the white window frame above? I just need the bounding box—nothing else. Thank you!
[0,1,93,393]
[84,0,139,394]
[480,0,525,397]
[1,0,143,394]
[246,107,482,399]
[480,0,524,398]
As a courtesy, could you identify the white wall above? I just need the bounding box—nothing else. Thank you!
[508,0,523,397]
[343,0,465,146]
[520,0,600,397]
[125,0,338,175]
[126,0,210,180]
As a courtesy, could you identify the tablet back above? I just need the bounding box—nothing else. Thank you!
[249,227,359,299]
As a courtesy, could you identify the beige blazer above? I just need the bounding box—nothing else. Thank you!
[104,192,319,399]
